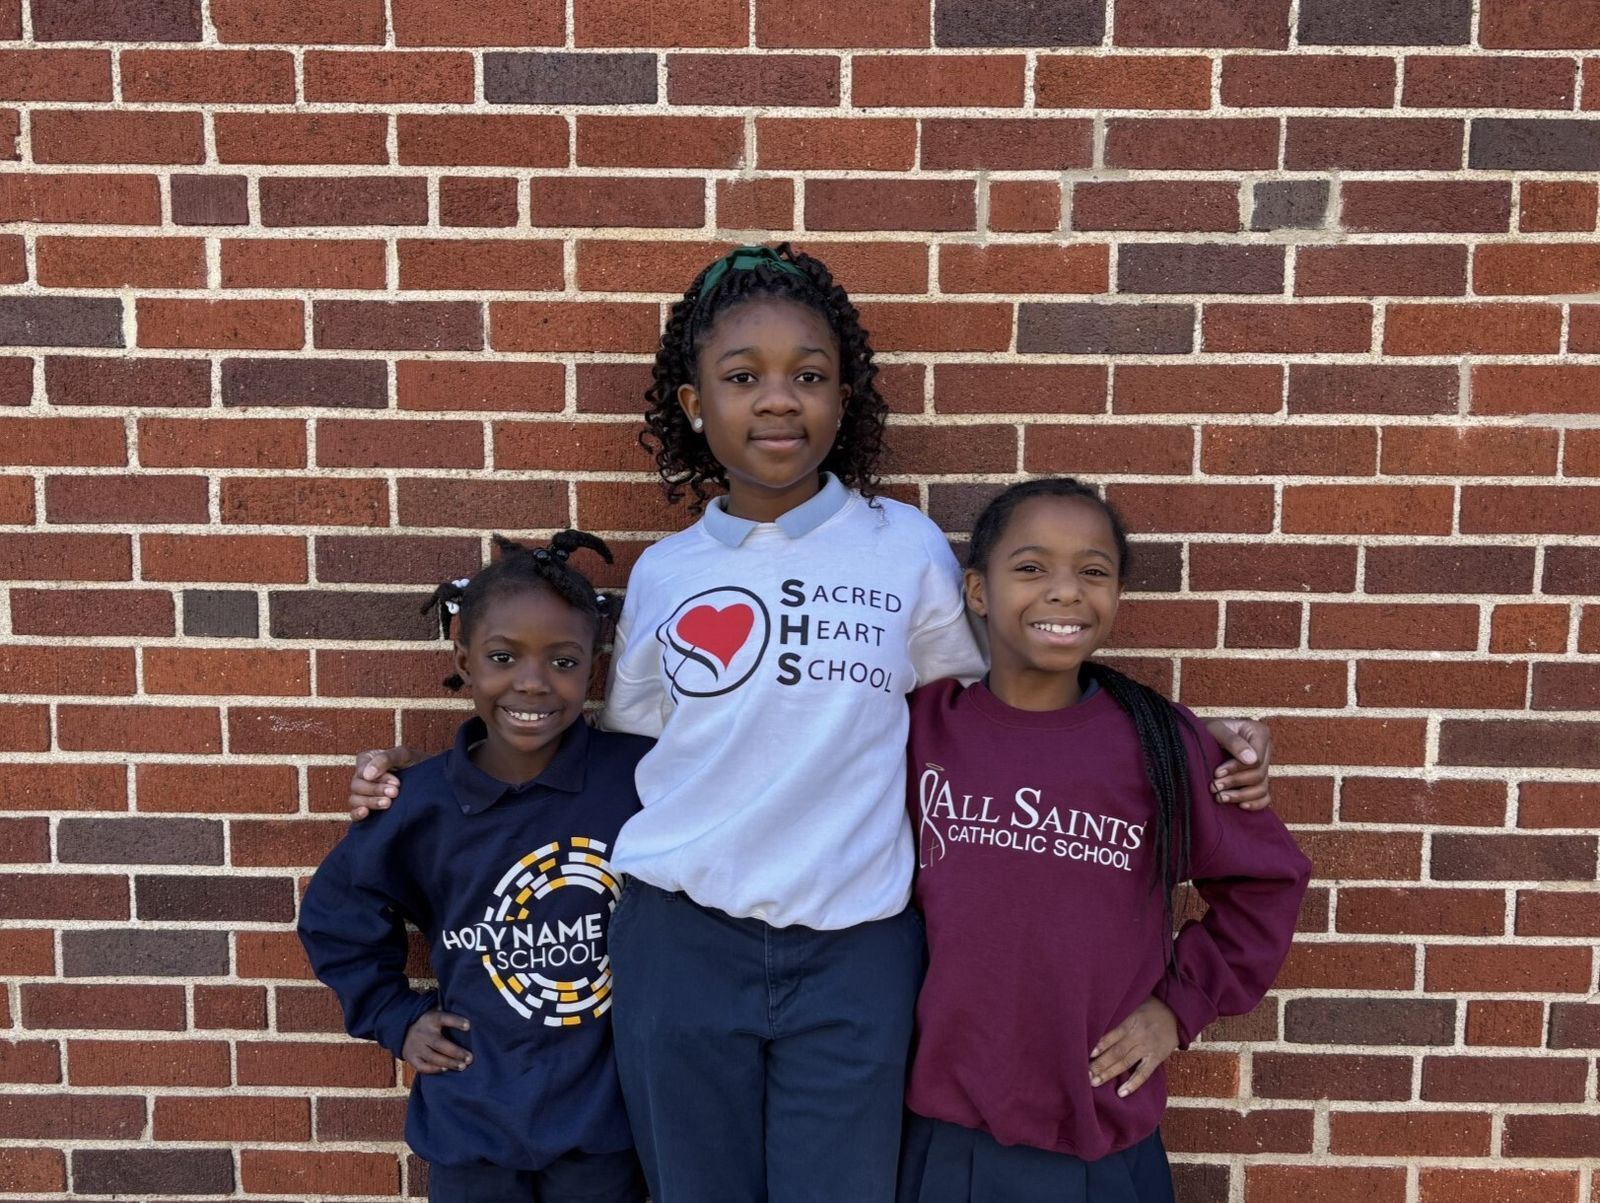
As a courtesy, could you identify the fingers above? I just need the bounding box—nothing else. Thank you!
[426,1033,471,1070]
[1209,721,1259,767]
[435,1013,472,1032]
[1117,1056,1158,1098]
[1089,1039,1140,1088]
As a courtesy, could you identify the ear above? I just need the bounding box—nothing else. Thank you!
[452,641,472,687]
[963,568,987,617]
[677,382,701,430]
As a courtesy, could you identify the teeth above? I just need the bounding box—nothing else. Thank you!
[1032,622,1083,635]
[505,709,555,721]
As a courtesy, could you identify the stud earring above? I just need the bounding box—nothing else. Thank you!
[691,417,704,432]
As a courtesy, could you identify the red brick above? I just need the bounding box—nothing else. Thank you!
[1182,658,1345,709]
[531,176,704,229]
[10,588,172,638]
[261,176,427,227]
[392,0,562,46]
[1520,180,1598,232]
[58,705,220,754]
[938,244,1106,296]
[229,706,391,755]
[138,417,303,469]
[1295,244,1467,298]
[138,299,303,351]
[1405,54,1576,109]
[237,1040,394,1087]
[143,648,308,698]
[1343,778,1506,827]
[1518,782,1600,829]
[304,50,474,103]
[1427,947,1592,994]
[0,762,124,813]
[1113,364,1280,415]
[1073,181,1241,232]
[0,48,111,99]
[576,481,699,533]
[1106,117,1277,171]
[1491,604,1570,654]
[221,239,386,290]
[68,1039,228,1087]
[491,419,647,473]
[1245,1166,1408,1203]
[756,117,915,170]
[46,474,208,524]
[491,302,660,353]
[229,818,343,867]
[1278,941,1417,990]
[667,52,834,108]
[135,764,296,816]
[0,532,131,581]
[1424,1055,1589,1106]
[32,110,202,165]
[1481,0,1600,48]
[36,236,203,289]
[1567,429,1600,477]
[212,0,384,43]
[859,302,1012,352]
[1388,302,1561,355]
[1310,602,1477,650]
[933,364,1105,415]
[988,181,1060,233]
[1222,55,1394,107]
[398,238,563,292]
[1286,117,1463,169]
[1474,243,1600,295]
[1191,543,1355,593]
[0,1038,59,1083]
[1424,1170,1582,1203]
[758,0,926,47]
[1107,484,1274,534]
[1110,599,1218,650]
[315,418,480,471]
[242,1149,399,1197]
[441,176,519,228]
[1382,426,1557,476]
[1202,426,1374,476]
[805,179,976,232]
[1357,660,1526,709]
[313,301,482,353]
[579,0,747,46]
[1472,365,1600,415]
[854,53,1022,106]
[0,1147,64,1191]
[395,360,562,414]
[717,178,795,231]
[316,649,450,699]
[1517,888,1600,937]
[401,114,568,168]
[1533,663,1600,711]
[1342,182,1510,234]
[215,113,386,166]
[2,644,132,698]
[0,703,43,750]
[0,473,29,522]
[1205,303,1371,353]
[1165,1105,1310,1157]
[1026,423,1189,475]
[141,533,307,583]
[1440,718,1600,770]
[221,477,386,527]
[0,416,124,466]
[1116,0,1290,47]
[1338,887,1505,937]
[0,236,19,286]
[1037,54,1209,109]
[1465,999,1545,1047]
[578,115,741,168]
[1463,486,1600,535]
[0,871,129,919]
[923,117,1093,169]
[0,173,159,225]
[1330,1110,1491,1158]
[121,48,294,103]
[155,1096,310,1143]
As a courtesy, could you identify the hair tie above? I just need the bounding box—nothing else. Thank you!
[552,547,570,562]
[533,548,550,563]
[442,577,471,615]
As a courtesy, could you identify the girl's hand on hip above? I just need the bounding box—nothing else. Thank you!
[1205,718,1273,811]
[1090,997,1179,1099]
[402,1010,472,1074]
[348,746,419,821]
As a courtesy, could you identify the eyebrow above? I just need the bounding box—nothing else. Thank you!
[1007,544,1116,562]
[715,345,834,364]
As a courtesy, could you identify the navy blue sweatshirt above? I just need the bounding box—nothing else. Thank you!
[298,717,652,1170]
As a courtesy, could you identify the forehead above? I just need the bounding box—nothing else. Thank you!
[702,296,837,353]
[997,495,1118,550]
[470,585,594,643]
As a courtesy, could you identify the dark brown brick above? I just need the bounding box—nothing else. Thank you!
[12,588,174,637]
[1286,118,1462,169]
[221,357,385,409]
[34,0,200,40]
[1470,119,1600,170]
[270,590,436,641]
[314,301,483,352]
[1106,117,1279,170]
[1117,244,1284,294]
[260,176,428,227]
[63,928,229,977]
[670,54,839,107]
[0,297,122,348]
[396,478,568,530]
[1284,998,1456,1046]
[485,51,656,103]
[1252,180,1329,230]
[1254,1052,1414,1101]
[45,356,209,408]
[0,873,128,919]
[1533,664,1600,711]
[1443,720,1600,770]
[315,535,481,585]
[1018,303,1193,354]
[73,1148,234,1196]
[315,1094,410,1140]
[806,178,975,231]
[1117,0,1290,48]
[922,118,1092,169]
[46,473,208,524]
[182,589,259,637]
[935,0,1103,46]
[1423,1055,1588,1103]
[58,817,222,866]
[1366,545,1535,594]
[1548,1003,1600,1048]
[1432,834,1597,882]
[1289,364,1457,415]
[1502,1115,1600,1158]
[441,176,518,227]
[170,174,248,225]
[137,874,296,922]
[1544,547,1600,595]
[1074,181,1241,232]
[1299,0,1470,44]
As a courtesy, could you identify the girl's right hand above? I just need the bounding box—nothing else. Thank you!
[348,746,420,821]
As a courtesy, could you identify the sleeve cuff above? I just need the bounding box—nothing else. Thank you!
[373,989,439,1059]
[1154,974,1218,1051]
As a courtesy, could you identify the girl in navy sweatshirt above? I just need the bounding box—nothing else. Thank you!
[299,532,650,1203]
[900,479,1311,1203]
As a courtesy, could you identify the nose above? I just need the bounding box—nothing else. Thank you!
[752,379,801,414]
[512,660,551,696]
[1045,570,1080,603]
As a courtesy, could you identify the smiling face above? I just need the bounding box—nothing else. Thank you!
[677,297,849,523]
[453,586,595,784]
[965,495,1123,711]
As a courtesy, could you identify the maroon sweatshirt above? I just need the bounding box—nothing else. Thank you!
[904,677,1310,1161]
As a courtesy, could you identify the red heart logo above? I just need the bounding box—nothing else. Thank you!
[676,603,755,669]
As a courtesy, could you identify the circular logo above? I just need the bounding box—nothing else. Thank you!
[479,836,620,1028]
[655,586,771,699]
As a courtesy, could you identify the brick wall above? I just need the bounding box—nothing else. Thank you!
[2,0,1598,1199]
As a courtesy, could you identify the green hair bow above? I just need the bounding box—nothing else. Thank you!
[697,245,806,298]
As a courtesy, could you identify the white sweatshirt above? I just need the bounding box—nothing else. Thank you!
[601,476,985,930]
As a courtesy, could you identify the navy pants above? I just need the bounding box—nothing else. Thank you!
[897,1114,1175,1203]
[426,1151,646,1203]
[608,880,925,1203]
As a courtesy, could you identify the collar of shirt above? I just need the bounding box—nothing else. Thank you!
[443,716,591,815]
[700,472,849,548]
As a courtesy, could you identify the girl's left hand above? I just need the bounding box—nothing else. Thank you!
[1090,997,1179,1098]
[1204,718,1273,811]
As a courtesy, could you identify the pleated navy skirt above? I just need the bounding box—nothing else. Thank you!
[897,1113,1175,1203]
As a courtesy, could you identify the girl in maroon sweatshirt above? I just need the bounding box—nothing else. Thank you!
[900,478,1311,1203]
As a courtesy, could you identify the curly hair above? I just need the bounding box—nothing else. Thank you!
[640,243,889,513]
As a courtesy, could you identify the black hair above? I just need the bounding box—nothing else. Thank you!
[422,530,614,691]
[967,477,1193,961]
[640,242,889,513]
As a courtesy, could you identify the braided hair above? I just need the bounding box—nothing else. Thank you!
[966,478,1197,957]
[641,242,889,513]
[422,530,615,691]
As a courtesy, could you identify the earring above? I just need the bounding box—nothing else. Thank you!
[691,417,704,432]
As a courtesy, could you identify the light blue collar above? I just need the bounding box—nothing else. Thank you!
[701,473,850,548]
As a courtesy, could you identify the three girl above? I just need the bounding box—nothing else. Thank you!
[344,244,1283,1201]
